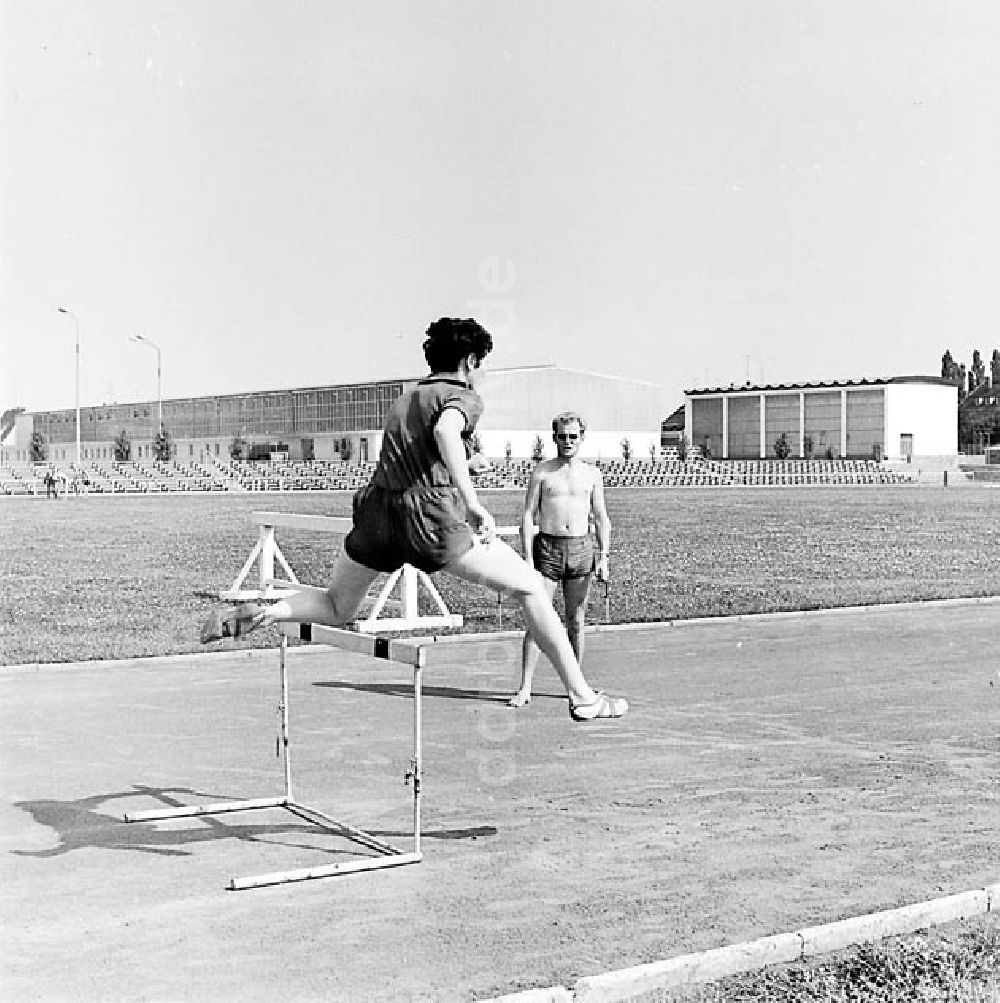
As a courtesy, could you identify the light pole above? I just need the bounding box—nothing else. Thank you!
[129,334,162,433]
[57,307,81,465]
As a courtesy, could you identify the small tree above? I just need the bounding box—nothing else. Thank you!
[677,436,689,462]
[152,426,175,461]
[803,434,814,460]
[531,434,545,462]
[29,431,48,462]
[774,432,791,460]
[648,441,658,462]
[620,437,632,461]
[113,429,132,461]
[229,430,249,460]
[504,440,512,467]
[470,430,484,455]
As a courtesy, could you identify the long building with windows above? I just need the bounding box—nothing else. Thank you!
[4,365,666,465]
[685,376,958,461]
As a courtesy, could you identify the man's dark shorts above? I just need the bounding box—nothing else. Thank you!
[532,532,595,582]
[345,483,475,575]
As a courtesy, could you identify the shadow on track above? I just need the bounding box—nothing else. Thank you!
[12,785,495,858]
[314,678,565,704]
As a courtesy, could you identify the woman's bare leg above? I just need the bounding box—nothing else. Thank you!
[261,551,380,626]
[444,539,602,707]
[202,551,380,642]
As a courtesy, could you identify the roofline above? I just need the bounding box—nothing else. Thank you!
[482,364,662,389]
[686,376,958,395]
[22,365,662,418]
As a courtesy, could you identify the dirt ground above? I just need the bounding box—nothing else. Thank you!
[1,600,998,1002]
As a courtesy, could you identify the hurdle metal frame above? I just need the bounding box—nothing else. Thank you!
[124,626,428,890]
[125,510,526,889]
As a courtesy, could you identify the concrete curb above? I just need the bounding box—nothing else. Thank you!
[486,989,573,1003]
[572,932,803,1003]
[484,883,999,1003]
[796,890,987,959]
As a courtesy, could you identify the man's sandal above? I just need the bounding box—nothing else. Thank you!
[200,603,268,644]
[569,691,628,721]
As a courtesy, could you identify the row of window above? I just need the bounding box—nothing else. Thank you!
[32,387,405,443]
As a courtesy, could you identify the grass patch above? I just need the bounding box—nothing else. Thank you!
[2,486,999,665]
[652,915,1000,1002]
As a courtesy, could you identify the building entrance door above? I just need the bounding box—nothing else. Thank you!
[900,433,913,462]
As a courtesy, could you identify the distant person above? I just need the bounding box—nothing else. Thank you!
[44,467,59,500]
[509,412,610,707]
[201,318,627,722]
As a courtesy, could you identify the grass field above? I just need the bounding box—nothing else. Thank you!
[2,485,998,666]
[3,485,999,1002]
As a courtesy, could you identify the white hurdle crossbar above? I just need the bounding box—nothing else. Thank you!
[124,627,428,890]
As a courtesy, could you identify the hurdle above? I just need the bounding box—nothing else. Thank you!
[220,511,466,632]
[124,510,461,890]
[223,510,521,632]
[124,510,529,888]
[124,627,426,890]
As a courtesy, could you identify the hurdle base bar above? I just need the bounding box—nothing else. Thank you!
[124,795,420,889]
[229,851,423,891]
[123,796,288,822]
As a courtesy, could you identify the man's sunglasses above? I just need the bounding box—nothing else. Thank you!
[555,433,580,441]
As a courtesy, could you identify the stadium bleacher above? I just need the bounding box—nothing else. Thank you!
[0,456,916,496]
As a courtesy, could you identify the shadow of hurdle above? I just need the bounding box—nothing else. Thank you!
[12,784,496,859]
[314,678,564,704]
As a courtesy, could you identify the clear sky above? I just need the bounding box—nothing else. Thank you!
[2,1,998,418]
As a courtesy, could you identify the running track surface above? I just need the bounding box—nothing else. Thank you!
[1,600,997,1001]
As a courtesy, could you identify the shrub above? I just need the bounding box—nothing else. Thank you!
[113,429,132,461]
[29,430,48,462]
[774,432,791,460]
[229,431,249,461]
[531,435,545,462]
[152,427,175,461]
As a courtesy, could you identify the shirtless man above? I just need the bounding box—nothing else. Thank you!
[509,411,610,707]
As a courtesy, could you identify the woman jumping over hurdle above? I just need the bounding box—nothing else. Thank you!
[200,317,627,722]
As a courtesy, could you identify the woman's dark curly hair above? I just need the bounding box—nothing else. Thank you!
[423,317,493,373]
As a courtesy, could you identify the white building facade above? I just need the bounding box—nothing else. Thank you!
[685,377,958,462]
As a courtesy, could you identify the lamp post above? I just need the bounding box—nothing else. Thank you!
[129,334,162,433]
[57,307,81,465]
